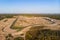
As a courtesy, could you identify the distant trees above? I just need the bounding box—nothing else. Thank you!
[0,15,14,20]
[0,16,5,20]
[5,15,13,18]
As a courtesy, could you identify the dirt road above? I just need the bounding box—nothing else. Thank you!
[0,16,60,40]
[3,18,17,34]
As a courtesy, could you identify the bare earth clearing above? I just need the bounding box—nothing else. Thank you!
[0,16,60,40]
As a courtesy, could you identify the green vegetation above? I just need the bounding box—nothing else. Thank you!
[11,26,25,29]
[0,14,16,20]
[0,14,60,20]
[16,14,60,20]
[5,15,13,18]
[0,16,5,20]
[14,37,24,40]
[11,26,25,31]
[40,14,60,20]
[25,25,60,40]
[0,14,14,18]
[26,29,60,40]
[22,14,60,20]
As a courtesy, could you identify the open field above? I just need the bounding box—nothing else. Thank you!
[0,14,60,40]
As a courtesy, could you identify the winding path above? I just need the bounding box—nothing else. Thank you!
[0,16,60,40]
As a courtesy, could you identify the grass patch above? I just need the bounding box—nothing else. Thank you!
[11,26,25,31]
[14,37,24,40]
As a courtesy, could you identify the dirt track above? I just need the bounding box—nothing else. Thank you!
[0,16,60,40]
[3,18,17,34]
[11,16,60,38]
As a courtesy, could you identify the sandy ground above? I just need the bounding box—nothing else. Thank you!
[0,16,60,40]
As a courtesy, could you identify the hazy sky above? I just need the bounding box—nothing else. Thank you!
[0,0,60,14]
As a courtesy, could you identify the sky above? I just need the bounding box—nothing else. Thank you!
[0,0,60,14]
